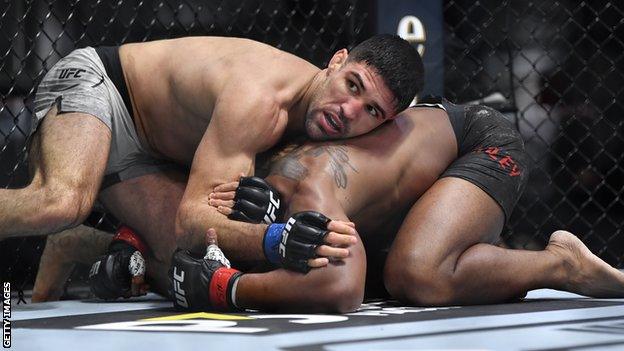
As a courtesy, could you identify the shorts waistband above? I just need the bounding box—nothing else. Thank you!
[94,46,134,122]
[413,96,466,152]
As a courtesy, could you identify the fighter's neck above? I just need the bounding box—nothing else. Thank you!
[285,69,326,137]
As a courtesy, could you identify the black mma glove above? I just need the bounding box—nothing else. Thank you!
[170,242,242,311]
[89,226,148,300]
[228,176,284,224]
[263,211,330,273]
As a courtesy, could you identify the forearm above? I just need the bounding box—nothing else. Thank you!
[176,200,268,261]
[236,234,367,313]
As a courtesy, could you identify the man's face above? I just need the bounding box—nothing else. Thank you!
[305,60,397,141]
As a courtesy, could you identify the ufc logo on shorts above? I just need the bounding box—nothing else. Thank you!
[58,68,86,79]
[263,190,281,224]
[172,267,189,308]
[279,217,296,258]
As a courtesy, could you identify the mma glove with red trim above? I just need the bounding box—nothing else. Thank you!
[89,225,147,300]
[170,243,242,311]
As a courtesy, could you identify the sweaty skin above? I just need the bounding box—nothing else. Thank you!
[33,106,454,309]
[121,37,309,166]
[214,106,624,307]
[264,107,456,236]
[120,37,397,258]
[26,36,403,305]
[0,36,399,268]
[210,107,458,311]
[33,106,624,309]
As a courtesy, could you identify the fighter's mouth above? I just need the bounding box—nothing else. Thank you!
[322,111,343,135]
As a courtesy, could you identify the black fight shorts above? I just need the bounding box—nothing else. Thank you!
[441,101,530,222]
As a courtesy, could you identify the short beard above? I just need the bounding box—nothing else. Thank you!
[304,114,323,141]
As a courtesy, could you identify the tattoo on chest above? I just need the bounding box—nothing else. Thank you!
[270,148,310,181]
[270,145,358,188]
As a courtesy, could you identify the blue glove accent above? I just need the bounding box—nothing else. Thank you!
[263,223,285,265]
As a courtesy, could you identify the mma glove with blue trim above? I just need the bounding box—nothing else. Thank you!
[263,211,330,273]
[228,176,331,274]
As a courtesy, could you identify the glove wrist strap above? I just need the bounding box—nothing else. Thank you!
[263,223,285,265]
[209,268,242,311]
[113,226,148,256]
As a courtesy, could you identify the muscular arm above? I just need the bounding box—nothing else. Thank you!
[176,86,286,260]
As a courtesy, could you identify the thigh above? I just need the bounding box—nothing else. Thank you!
[387,177,504,271]
[98,169,188,262]
[30,105,111,200]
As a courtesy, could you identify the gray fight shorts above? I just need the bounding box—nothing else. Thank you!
[33,47,175,189]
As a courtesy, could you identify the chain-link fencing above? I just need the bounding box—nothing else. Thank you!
[444,0,623,265]
[1,0,622,297]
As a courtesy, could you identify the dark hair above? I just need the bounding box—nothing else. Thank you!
[347,34,424,112]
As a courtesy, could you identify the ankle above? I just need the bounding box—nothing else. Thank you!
[544,246,573,290]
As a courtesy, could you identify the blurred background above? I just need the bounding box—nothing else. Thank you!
[1,0,623,298]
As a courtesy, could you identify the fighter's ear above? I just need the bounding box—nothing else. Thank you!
[327,48,349,72]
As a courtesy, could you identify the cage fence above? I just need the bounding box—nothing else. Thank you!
[1,0,622,296]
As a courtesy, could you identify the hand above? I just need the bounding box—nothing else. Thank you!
[209,181,237,214]
[210,176,284,224]
[128,251,149,297]
[264,211,358,273]
[89,226,150,299]
[170,228,242,311]
[308,220,357,268]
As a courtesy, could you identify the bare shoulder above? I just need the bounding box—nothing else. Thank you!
[398,107,457,188]
[174,36,317,69]
[209,94,285,153]
[129,36,317,78]
[405,107,456,154]
[269,145,343,217]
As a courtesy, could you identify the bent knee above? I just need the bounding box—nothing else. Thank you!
[39,185,95,231]
[384,260,458,306]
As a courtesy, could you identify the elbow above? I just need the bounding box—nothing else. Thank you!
[174,201,195,250]
[318,249,366,313]
[327,239,367,313]
[327,279,365,313]
[307,270,364,314]
[173,221,188,250]
[174,199,220,253]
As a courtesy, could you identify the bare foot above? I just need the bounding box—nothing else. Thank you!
[546,230,624,298]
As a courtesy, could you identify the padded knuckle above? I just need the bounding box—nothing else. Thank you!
[239,176,268,189]
[237,187,266,203]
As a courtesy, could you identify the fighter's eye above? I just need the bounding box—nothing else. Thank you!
[367,105,378,117]
[347,80,358,93]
